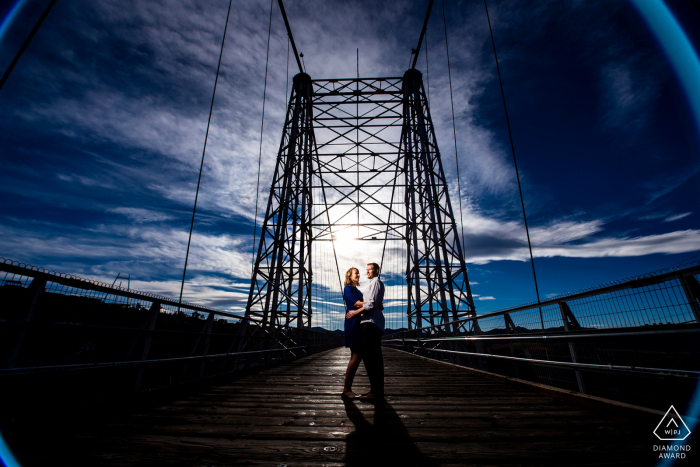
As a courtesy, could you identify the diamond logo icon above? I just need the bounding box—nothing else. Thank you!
[654,405,691,441]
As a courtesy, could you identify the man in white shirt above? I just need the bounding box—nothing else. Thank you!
[358,262,385,400]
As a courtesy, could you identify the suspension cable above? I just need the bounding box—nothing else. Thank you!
[0,0,57,91]
[178,0,234,310]
[441,0,468,284]
[425,31,430,104]
[250,0,275,274]
[482,0,542,316]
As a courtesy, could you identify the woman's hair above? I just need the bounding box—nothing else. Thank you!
[344,267,359,286]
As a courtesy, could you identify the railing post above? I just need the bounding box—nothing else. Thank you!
[415,325,422,356]
[472,318,488,371]
[504,313,520,378]
[218,318,245,374]
[679,275,700,323]
[5,277,46,369]
[558,301,585,394]
[199,312,215,378]
[134,301,160,392]
[175,311,215,383]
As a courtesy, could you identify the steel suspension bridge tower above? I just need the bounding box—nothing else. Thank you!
[241,0,475,348]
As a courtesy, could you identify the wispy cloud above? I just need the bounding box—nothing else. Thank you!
[638,211,671,221]
[1,0,698,322]
[664,212,692,222]
[646,167,700,205]
[56,173,117,189]
[600,62,655,133]
[110,207,175,223]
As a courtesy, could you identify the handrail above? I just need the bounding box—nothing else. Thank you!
[0,258,343,398]
[0,346,308,376]
[395,346,700,379]
[0,257,243,319]
[383,326,700,342]
[383,261,700,336]
[0,257,340,338]
[0,257,330,332]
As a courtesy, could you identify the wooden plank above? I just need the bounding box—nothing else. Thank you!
[50,434,648,466]
[8,347,662,466]
[398,347,669,419]
[120,413,633,429]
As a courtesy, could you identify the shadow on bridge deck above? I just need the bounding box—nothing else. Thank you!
[9,347,662,466]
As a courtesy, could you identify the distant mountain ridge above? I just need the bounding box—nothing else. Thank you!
[310,326,409,336]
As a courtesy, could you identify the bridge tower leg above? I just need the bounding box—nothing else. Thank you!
[242,72,315,351]
[401,68,476,336]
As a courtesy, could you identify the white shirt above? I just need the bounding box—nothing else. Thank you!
[361,276,385,331]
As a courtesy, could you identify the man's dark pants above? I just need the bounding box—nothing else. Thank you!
[360,322,384,396]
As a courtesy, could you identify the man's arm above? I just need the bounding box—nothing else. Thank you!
[346,300,365,319]
[362,280,379,311]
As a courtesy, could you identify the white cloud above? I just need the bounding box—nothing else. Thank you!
[536,229,700,259]
[0,221,253,281]
[459,202,700,264]
[127,275,250,309]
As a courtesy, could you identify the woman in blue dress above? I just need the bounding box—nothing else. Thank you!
[341,267,365,399]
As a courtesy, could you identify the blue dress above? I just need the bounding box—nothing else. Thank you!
[343,285,363,347]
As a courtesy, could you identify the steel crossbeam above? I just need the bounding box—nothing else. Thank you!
[244,71,475,336]
[311,77,405,246]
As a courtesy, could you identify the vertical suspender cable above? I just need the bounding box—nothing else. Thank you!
[356,52,360,239]
[178,0,234,310]
[286,36,290,98]
[483,0,543,326]
[251,0,275,274]
[312,137,343,294]
[441,0,468,288]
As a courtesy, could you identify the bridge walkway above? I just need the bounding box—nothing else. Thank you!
[23,347,654,466]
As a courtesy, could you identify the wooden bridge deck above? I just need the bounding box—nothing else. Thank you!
[16,347,657,466]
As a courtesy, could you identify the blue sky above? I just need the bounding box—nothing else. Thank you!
[1,0,699,330]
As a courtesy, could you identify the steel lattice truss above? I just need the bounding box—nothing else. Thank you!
[244,70,476,340]
[245,73,314,337]
[401,69,475,331]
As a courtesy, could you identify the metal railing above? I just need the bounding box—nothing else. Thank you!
[0,258,343,407]
[383,262,700,413]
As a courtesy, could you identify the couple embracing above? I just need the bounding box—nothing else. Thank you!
[341,262,385,401]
